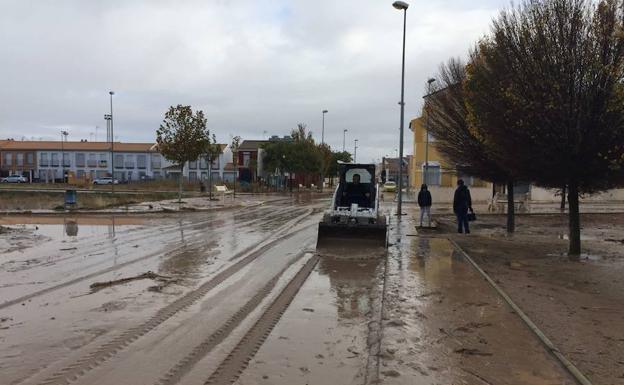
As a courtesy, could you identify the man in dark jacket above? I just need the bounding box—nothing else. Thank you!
[417,184,432,227]
[453,179,473,234]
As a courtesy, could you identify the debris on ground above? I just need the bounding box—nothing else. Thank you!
[89,271,174,292]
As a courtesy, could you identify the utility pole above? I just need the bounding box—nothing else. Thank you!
[342,129,348,152]
[354,139,358,163]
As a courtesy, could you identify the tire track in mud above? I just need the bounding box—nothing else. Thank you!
[36,211,316,385]
[203,253,321,385]
[0,205,306,310]
[156,247,315,385]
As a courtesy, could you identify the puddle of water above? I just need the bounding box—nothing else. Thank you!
[238,256,383,385]
[0,216,145,240]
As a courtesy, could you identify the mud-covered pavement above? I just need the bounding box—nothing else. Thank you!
[0,198,578,385]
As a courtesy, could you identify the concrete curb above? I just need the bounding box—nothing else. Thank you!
[449,238,593,385]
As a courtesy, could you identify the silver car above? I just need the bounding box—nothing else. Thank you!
[93,177,119,185]
[1,175,27,183]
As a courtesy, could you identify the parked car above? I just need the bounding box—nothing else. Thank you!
[383,181,397,192]
[93,177,119,185]
[1,175,27,183]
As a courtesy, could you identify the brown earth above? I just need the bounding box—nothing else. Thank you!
[438,212,624,385]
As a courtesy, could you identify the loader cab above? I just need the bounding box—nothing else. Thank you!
[336,163,377,209]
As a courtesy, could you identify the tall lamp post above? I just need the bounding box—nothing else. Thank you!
[60,130,68,183]
[342,129,348,152]
[109,91,115,194]
[320,109,328,191]
[424,78,436,185]
[354,139,358,163]
[393,0,408,216]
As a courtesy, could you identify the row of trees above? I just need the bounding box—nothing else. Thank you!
[262,124,352,190]
[426,0,624,257]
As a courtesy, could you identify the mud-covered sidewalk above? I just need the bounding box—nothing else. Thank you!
[377,211,575,384]
[444,212,624,385]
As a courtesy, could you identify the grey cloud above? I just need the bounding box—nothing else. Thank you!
[0,0,508,161]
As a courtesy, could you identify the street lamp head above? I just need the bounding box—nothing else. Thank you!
[392,1,409,10]
[322,110,328,114]
[427,78,436,84]
[109,91,115,95]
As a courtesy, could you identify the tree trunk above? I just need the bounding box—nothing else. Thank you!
[178,162,184,204]
[560,185,566,212]
[568,181,581,259]
[507,181,515,233]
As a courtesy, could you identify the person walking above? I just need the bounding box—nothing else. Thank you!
[453,179,473,234]
[417,184,432,227]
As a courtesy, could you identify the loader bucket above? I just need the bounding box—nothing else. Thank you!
[316,222,388,254]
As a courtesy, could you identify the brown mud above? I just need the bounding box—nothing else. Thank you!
[441,212,624,385]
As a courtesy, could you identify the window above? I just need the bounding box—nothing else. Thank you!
[153,171,161,179]
[51,153,59,167]
[114,154,124,169]
[188,171,197,181]
[87,153,97,167]
[243,152,251,167]
[39,153,48,167]
[423,165,441,186]
[16,153,24,166]
[189,160,197,169]
[76,153,86,167]
[39,170,48,181]
[62,153,70,167]
[211,157,220,170]
[137,154,146,169]
[199,157,208,169]
[99,154,107,168]
[76,169,85,178]
[201,172,208,180]
[151,154,161,169]
[125,154,135,169]
[345,168,373,183]
[211,171,220,181]
[26,153,34,164]
[4,152,12,165]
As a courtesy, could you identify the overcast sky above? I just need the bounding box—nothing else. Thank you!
[0,0,509,162]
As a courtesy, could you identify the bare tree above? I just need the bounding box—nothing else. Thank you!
[425,58,517,232]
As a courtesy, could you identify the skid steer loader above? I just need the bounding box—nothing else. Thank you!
[317,162,388,250]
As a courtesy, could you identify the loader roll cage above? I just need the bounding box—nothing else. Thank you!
[333,164,377,210]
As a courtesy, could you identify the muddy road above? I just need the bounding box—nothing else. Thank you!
[1,199,576,384]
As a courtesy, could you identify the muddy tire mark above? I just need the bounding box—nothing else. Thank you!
[36,211,315,385]
[157,247,314,385]
[0,206,308,311]
[203,254,320,385]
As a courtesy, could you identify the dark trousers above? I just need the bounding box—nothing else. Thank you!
[456,211,470,233]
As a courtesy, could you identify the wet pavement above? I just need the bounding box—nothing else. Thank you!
[0,199,579,385]
[378,212,574,384]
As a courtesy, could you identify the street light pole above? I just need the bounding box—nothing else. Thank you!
[343,129,347,152]
[60,130,68,183]
[354,139,358,163]
[320,109,328,192]
[424,78,436,185]
[393,0,409,216]
[109,91,115,194]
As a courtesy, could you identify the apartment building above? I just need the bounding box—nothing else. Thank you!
[0,140,232,183]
